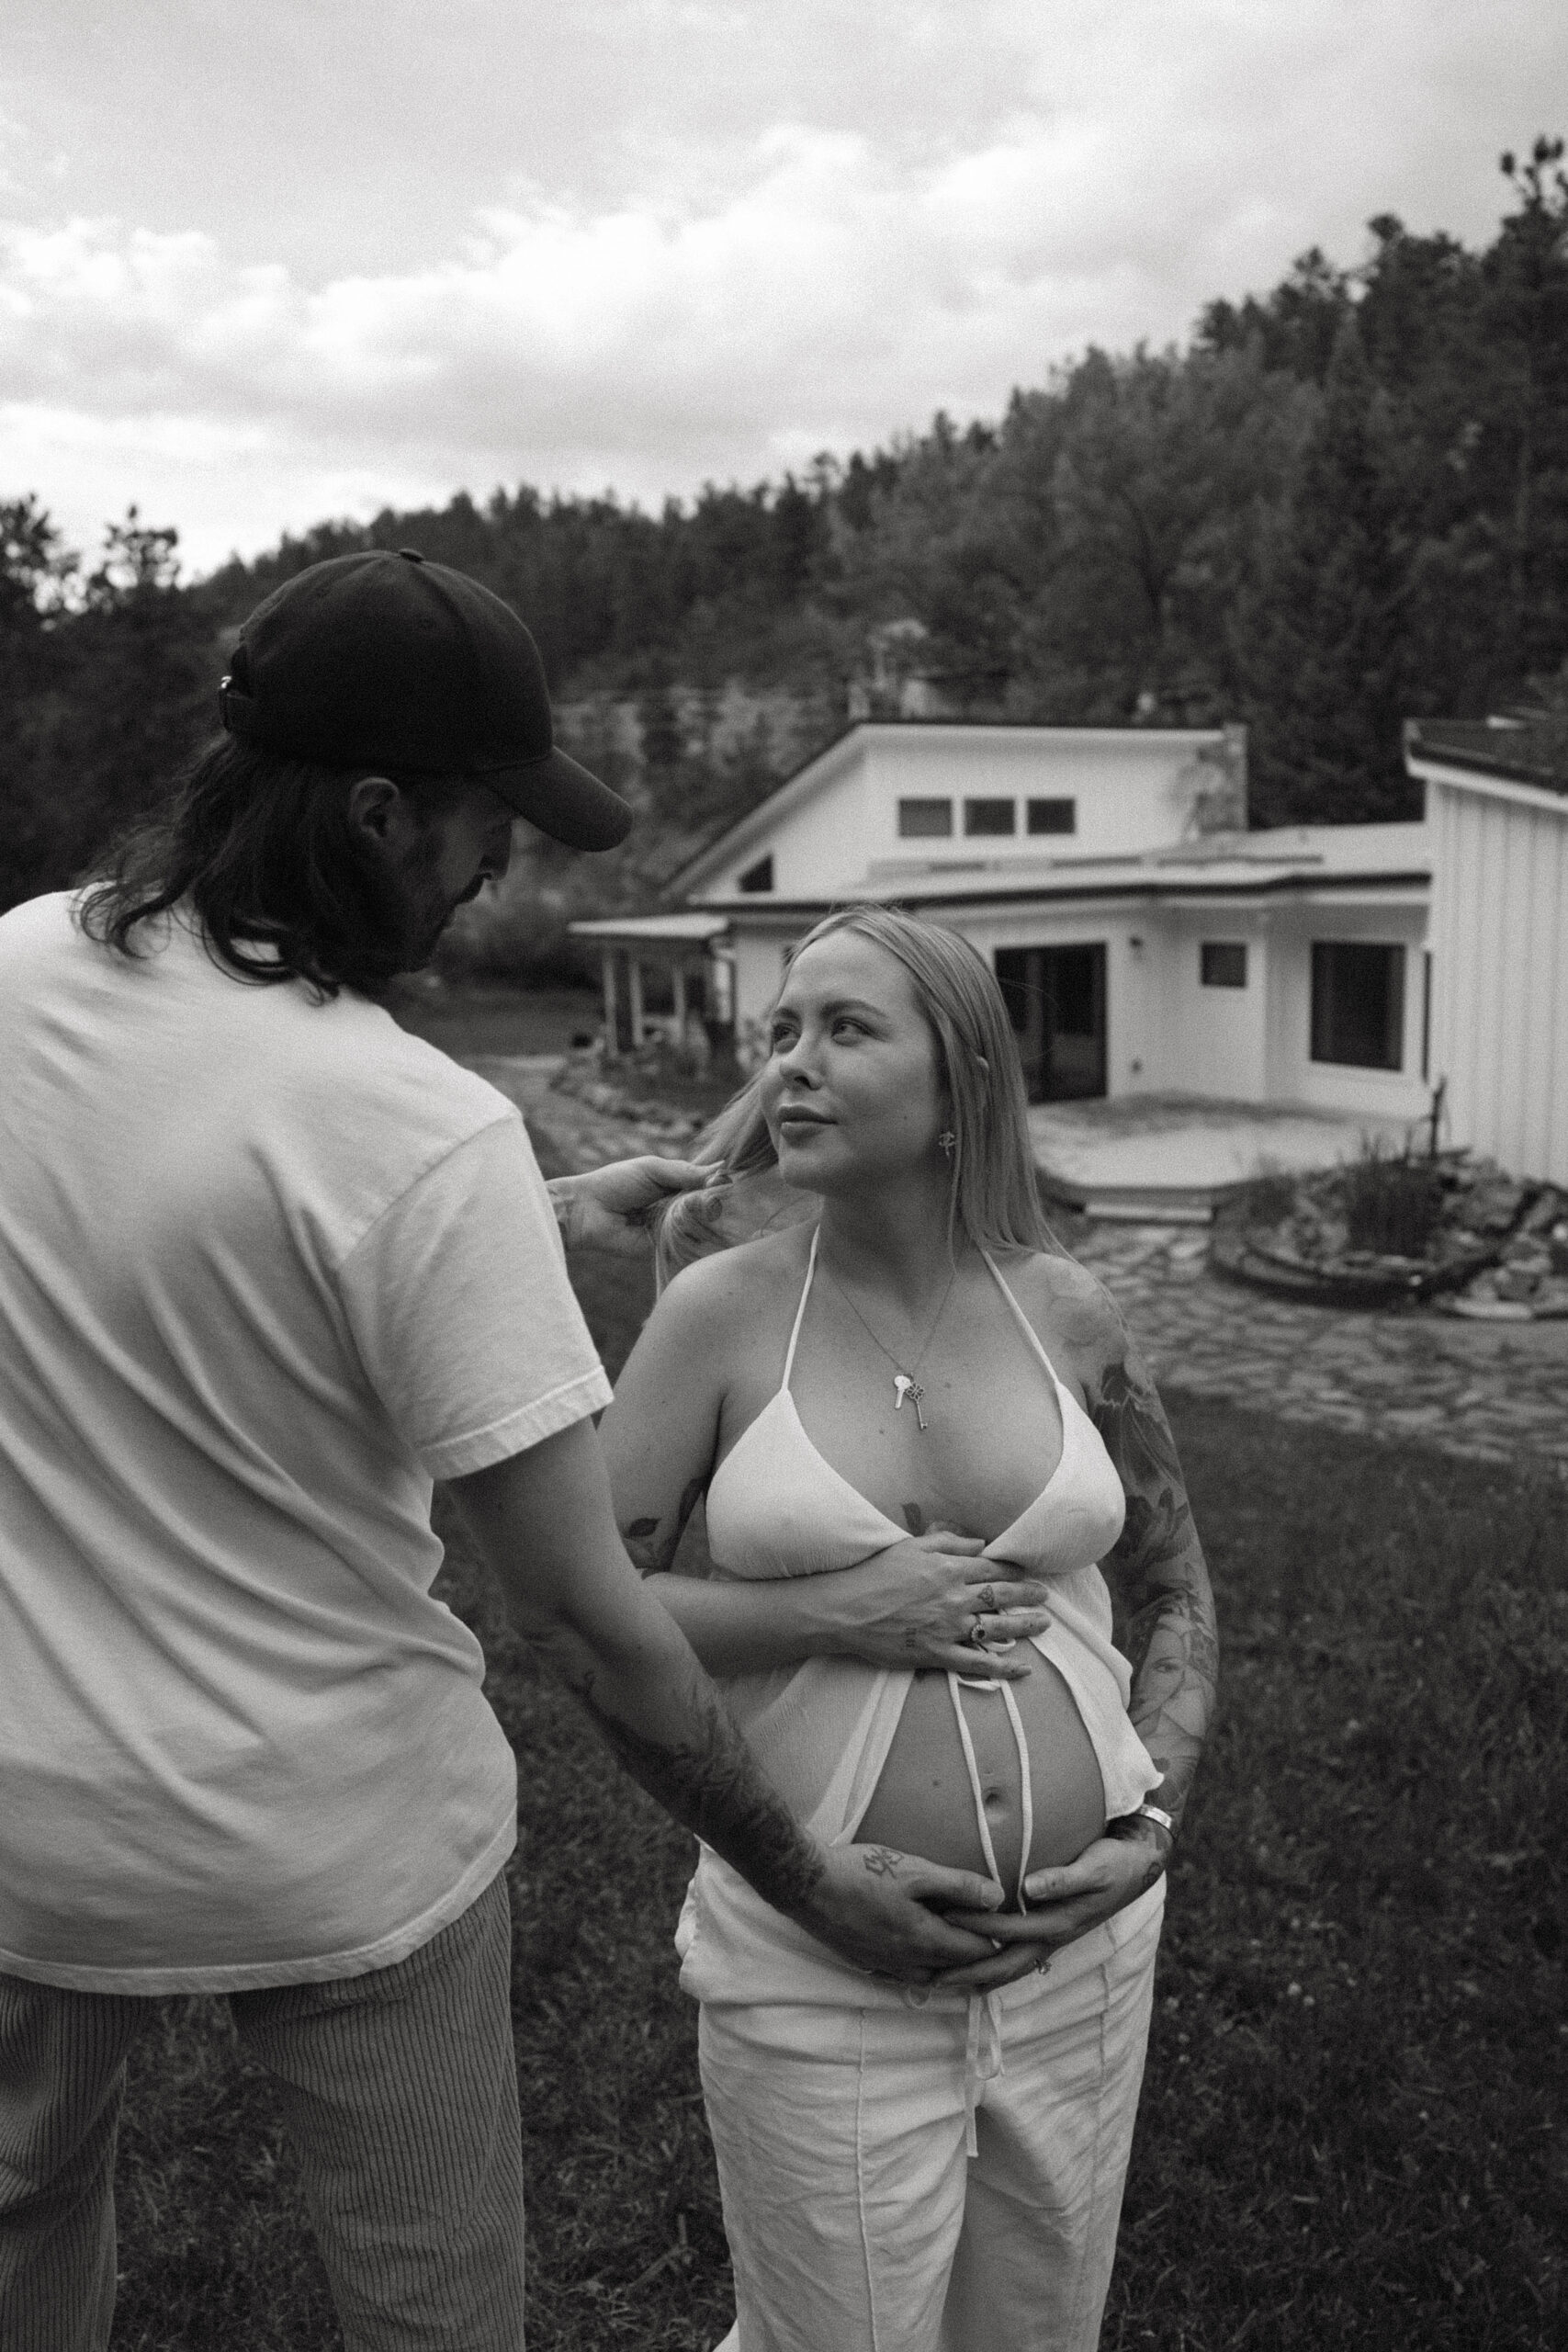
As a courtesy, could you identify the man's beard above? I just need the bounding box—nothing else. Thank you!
[361,830,471,975]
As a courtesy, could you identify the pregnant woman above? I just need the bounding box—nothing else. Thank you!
[600,906,1217,2352]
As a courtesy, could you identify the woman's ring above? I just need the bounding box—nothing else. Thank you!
[979,1584,998,1613]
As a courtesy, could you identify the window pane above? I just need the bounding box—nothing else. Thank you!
[964,798,1015,836]
[1027,797,1077,835]
[1201,942,1247,989]
[898,798,953,838]
[739,854,773,893]
[1310,943,1404,1069]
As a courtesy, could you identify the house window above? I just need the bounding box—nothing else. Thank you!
[1310,942,1405,1070]
[739,854,773,893]
[1027,798,1077,836]
[964,798,1015,837]
[1201,942,1247,989]
[898,798,953,838]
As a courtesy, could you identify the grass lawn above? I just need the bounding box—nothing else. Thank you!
[107,1224,1565,2351]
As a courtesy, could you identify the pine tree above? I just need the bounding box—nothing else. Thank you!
[1237,319,1417,823]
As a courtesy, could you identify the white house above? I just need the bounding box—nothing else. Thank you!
[575,721,1437,1129]
[1405,717,1568,1185]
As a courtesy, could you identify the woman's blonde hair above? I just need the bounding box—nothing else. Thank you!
[654,903,1061,1283]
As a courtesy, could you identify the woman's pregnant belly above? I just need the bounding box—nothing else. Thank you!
[854,1648,1106,1905]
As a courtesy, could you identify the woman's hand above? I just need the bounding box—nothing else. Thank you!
[931,1823,1169,1991]
[820,1534,1055,1679]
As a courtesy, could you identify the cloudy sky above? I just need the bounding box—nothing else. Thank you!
[3,0,1562,574]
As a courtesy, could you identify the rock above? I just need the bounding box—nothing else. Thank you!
[1495,1266,1542,1303]
[1448,1296,1536,1321]
[1530,1276,1568,1320]
[1453,1180,1528,1236]
[1521,1187,1566,1234]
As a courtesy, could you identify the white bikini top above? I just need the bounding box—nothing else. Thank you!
[705,1229,1127,1584]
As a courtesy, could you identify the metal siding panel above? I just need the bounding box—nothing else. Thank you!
[1476,797,1513,1159]
[1521,802,1555,1173]
[1546,812,1568,1184]
[1445,791,1488,1155]
[1496,801,1535,1170]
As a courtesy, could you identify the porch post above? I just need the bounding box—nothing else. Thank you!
[600,948,616,1055]
[671,962,689,1040]
[627,958,645,1046]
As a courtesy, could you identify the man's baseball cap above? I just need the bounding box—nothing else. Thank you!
[219,548,635,851]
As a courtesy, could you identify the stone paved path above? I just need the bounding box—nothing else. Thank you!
[1069,1220,1568,1475]
[471,1057,1568,1478]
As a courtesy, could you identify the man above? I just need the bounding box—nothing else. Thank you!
[0,550,1005,2351]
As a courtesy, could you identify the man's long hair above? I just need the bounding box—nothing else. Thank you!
[77,734,465,998]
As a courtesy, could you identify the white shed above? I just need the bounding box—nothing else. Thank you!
[1404,719,1568,1184]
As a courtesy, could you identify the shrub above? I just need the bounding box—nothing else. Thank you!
[1342,1137,1444,1257]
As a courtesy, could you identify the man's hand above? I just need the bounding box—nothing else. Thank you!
[798,1843,1006,1981]
[548,1158,716,1256]
[933,1824,1168,1992]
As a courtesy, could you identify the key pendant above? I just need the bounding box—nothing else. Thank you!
[893,1374,929,1431]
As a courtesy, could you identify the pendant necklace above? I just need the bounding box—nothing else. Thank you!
[823,1257,958,1432]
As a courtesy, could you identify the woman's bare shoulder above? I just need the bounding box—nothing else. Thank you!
[653,1220,814,1338]
[992,1244,1131,1377]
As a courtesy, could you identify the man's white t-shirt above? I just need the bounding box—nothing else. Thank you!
[0,893,612,1994]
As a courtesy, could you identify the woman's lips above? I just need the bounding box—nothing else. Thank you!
[777,1108,833,1131]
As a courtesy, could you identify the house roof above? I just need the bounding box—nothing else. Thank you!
[1404,717,1568,798]
[568,912,728,950]
[668,718,1237,898]
[685,821,1429,917]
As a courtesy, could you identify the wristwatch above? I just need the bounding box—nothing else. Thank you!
[1110,1801,1175,1843]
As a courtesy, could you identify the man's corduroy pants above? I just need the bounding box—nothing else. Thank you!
[0,1870,525,2352]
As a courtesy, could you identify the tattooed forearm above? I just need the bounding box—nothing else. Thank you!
[1087,1336,1219,1837]
[569,1656,826,1920]
[621,1475,705,1577]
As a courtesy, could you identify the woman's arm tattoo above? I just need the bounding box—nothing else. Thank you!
[621,1475,705,1577]
[1081,1311,1219,1837]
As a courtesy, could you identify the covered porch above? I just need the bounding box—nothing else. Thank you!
[568,913,733,1058]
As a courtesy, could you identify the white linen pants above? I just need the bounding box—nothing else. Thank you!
[699,1881,1161,2352]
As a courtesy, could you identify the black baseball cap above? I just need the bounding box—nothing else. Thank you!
[219,548,635,851]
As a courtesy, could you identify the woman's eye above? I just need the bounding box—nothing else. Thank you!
[832,1017,865,1039]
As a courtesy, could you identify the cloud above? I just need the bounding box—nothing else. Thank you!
[1,0,1563,570]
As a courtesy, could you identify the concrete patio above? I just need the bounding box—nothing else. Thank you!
[1029,1095,1425,1220]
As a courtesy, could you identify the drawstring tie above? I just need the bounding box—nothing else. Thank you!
[963,1991,1006,2157]
[946,1662,1034,2156]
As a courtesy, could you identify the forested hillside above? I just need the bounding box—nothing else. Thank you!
[4,140,1565,949]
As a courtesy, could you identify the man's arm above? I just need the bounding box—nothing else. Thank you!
[547,1157,713,1257]
[448,1419,1004,1979]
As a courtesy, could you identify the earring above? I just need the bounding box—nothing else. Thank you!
[938,1131,956,1162]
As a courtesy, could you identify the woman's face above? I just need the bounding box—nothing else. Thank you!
[761,930,947,1194]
